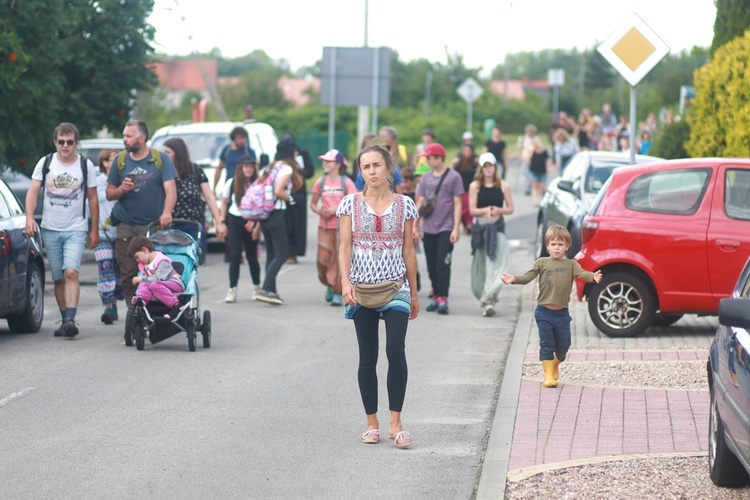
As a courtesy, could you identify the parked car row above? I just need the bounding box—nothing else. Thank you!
[535,151,662,259]
[574,158,750,337]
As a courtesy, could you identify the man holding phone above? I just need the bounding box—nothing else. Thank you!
[106,120,178,309]
[25,122,100,337]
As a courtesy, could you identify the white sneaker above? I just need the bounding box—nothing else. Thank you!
[483,304,496,317]
[252,286,261,301]
[225,287,237,303]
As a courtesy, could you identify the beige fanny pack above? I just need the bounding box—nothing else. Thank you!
[354,279,404,309]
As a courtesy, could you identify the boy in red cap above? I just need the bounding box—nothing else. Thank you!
[414,143,464,314]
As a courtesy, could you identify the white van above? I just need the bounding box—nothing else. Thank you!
[149,120,279,240]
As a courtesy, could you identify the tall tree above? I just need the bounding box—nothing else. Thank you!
[712,0,750,55]
[0,0,157,170]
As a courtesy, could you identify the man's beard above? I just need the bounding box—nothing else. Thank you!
[126,143,139,154]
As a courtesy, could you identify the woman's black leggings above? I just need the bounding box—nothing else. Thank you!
[226,213,260,288]
[353,307,409,415]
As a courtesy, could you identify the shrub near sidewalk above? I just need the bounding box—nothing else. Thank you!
[688,29,750,158]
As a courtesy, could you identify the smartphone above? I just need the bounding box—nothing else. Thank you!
[125,174,135,183]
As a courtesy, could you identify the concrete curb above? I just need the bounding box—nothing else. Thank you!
[475,268,535,499]
[506,451,708,483]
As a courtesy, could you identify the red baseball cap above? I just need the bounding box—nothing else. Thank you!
[417,142,446,157]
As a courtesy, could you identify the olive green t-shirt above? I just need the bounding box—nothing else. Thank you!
[511,257,597,308]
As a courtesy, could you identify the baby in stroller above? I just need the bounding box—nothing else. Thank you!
[128,236,184,320]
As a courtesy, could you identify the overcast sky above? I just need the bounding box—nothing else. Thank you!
[149,0,716,74]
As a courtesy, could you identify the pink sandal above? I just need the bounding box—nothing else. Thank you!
[361,429,380,444]
[389,431,413,448]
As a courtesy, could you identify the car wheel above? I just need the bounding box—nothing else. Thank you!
[7,261,44,333]
[588,272,655,337]
[709,389,749,487]
[651,313,684,327]
[534,220,549,259]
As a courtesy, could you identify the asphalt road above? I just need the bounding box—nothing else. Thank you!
[0,164,537,499]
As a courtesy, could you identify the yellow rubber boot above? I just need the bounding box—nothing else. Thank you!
[552,353,561,381]
[542,360,558,388]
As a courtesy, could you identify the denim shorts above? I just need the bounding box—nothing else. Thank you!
[41,229,87,281]
[530,171,547,183]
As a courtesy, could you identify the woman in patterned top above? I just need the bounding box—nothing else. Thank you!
[163,138,226,259]
[337,144,419,449]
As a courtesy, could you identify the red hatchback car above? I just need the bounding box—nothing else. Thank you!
[575,158,750,337]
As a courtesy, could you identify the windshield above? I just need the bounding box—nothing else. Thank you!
[151,133,229,167]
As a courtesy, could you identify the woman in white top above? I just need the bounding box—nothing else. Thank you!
[254,138,296,305]
[337,144,419,449]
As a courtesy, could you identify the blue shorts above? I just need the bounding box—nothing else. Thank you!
[530,171,547,183]
[41,229,87,281]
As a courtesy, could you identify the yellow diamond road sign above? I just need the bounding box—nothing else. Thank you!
[597,13,670,87]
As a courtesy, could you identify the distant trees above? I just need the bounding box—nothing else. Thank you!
[0,0,156,170]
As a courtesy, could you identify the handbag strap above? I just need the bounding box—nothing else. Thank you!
[433,169,449,196]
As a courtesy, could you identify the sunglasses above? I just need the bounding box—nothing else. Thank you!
[56,139,76,146]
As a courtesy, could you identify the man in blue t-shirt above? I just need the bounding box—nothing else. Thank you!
[213,126,256,188]
[106,120,178,307]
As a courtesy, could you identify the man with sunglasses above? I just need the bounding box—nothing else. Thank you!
[25,122,100,337]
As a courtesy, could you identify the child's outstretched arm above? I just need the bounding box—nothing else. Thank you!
[501,273,516,285]
[593,270,603,283]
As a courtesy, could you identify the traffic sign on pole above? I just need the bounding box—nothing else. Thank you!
[457,78,484,135]
[596,13,670,87]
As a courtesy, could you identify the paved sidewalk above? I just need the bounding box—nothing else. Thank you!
[476,245,716,498]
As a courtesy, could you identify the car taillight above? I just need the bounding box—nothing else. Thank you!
[581,218,598,245]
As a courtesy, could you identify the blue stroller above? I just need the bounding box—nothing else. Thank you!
[124,220,211,352]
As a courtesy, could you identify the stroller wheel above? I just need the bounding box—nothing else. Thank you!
[134,319,145,351]
[124,309,134,347]
[201,310,211,348]
[186,315,196,352]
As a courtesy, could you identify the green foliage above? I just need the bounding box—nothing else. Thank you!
[649,120,690,159]
[712,0,750,55]
[0,0,157,170]
[135,36,711,163]
[687,30,750,157]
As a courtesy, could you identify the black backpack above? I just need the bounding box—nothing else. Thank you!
[41,153,89,218]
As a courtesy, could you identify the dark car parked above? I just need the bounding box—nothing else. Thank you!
[1,169,43,225]
[0,174,45,333]
[534,151,661,259]
[708,256,750,487]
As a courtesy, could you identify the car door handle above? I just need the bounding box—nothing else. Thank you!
[716,239,740,250]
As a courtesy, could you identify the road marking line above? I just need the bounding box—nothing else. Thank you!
[0,387,36,408]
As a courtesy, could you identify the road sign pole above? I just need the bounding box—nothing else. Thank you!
[467,102,473,135]
[629,86,637,164]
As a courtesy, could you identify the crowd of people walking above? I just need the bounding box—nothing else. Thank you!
[28,113,638,445]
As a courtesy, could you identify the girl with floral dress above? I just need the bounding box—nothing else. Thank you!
[337,144,420,449]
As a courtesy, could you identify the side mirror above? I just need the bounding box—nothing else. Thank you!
[719,298,750,329]
[259,153,270,168]
[557,180,577,195]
